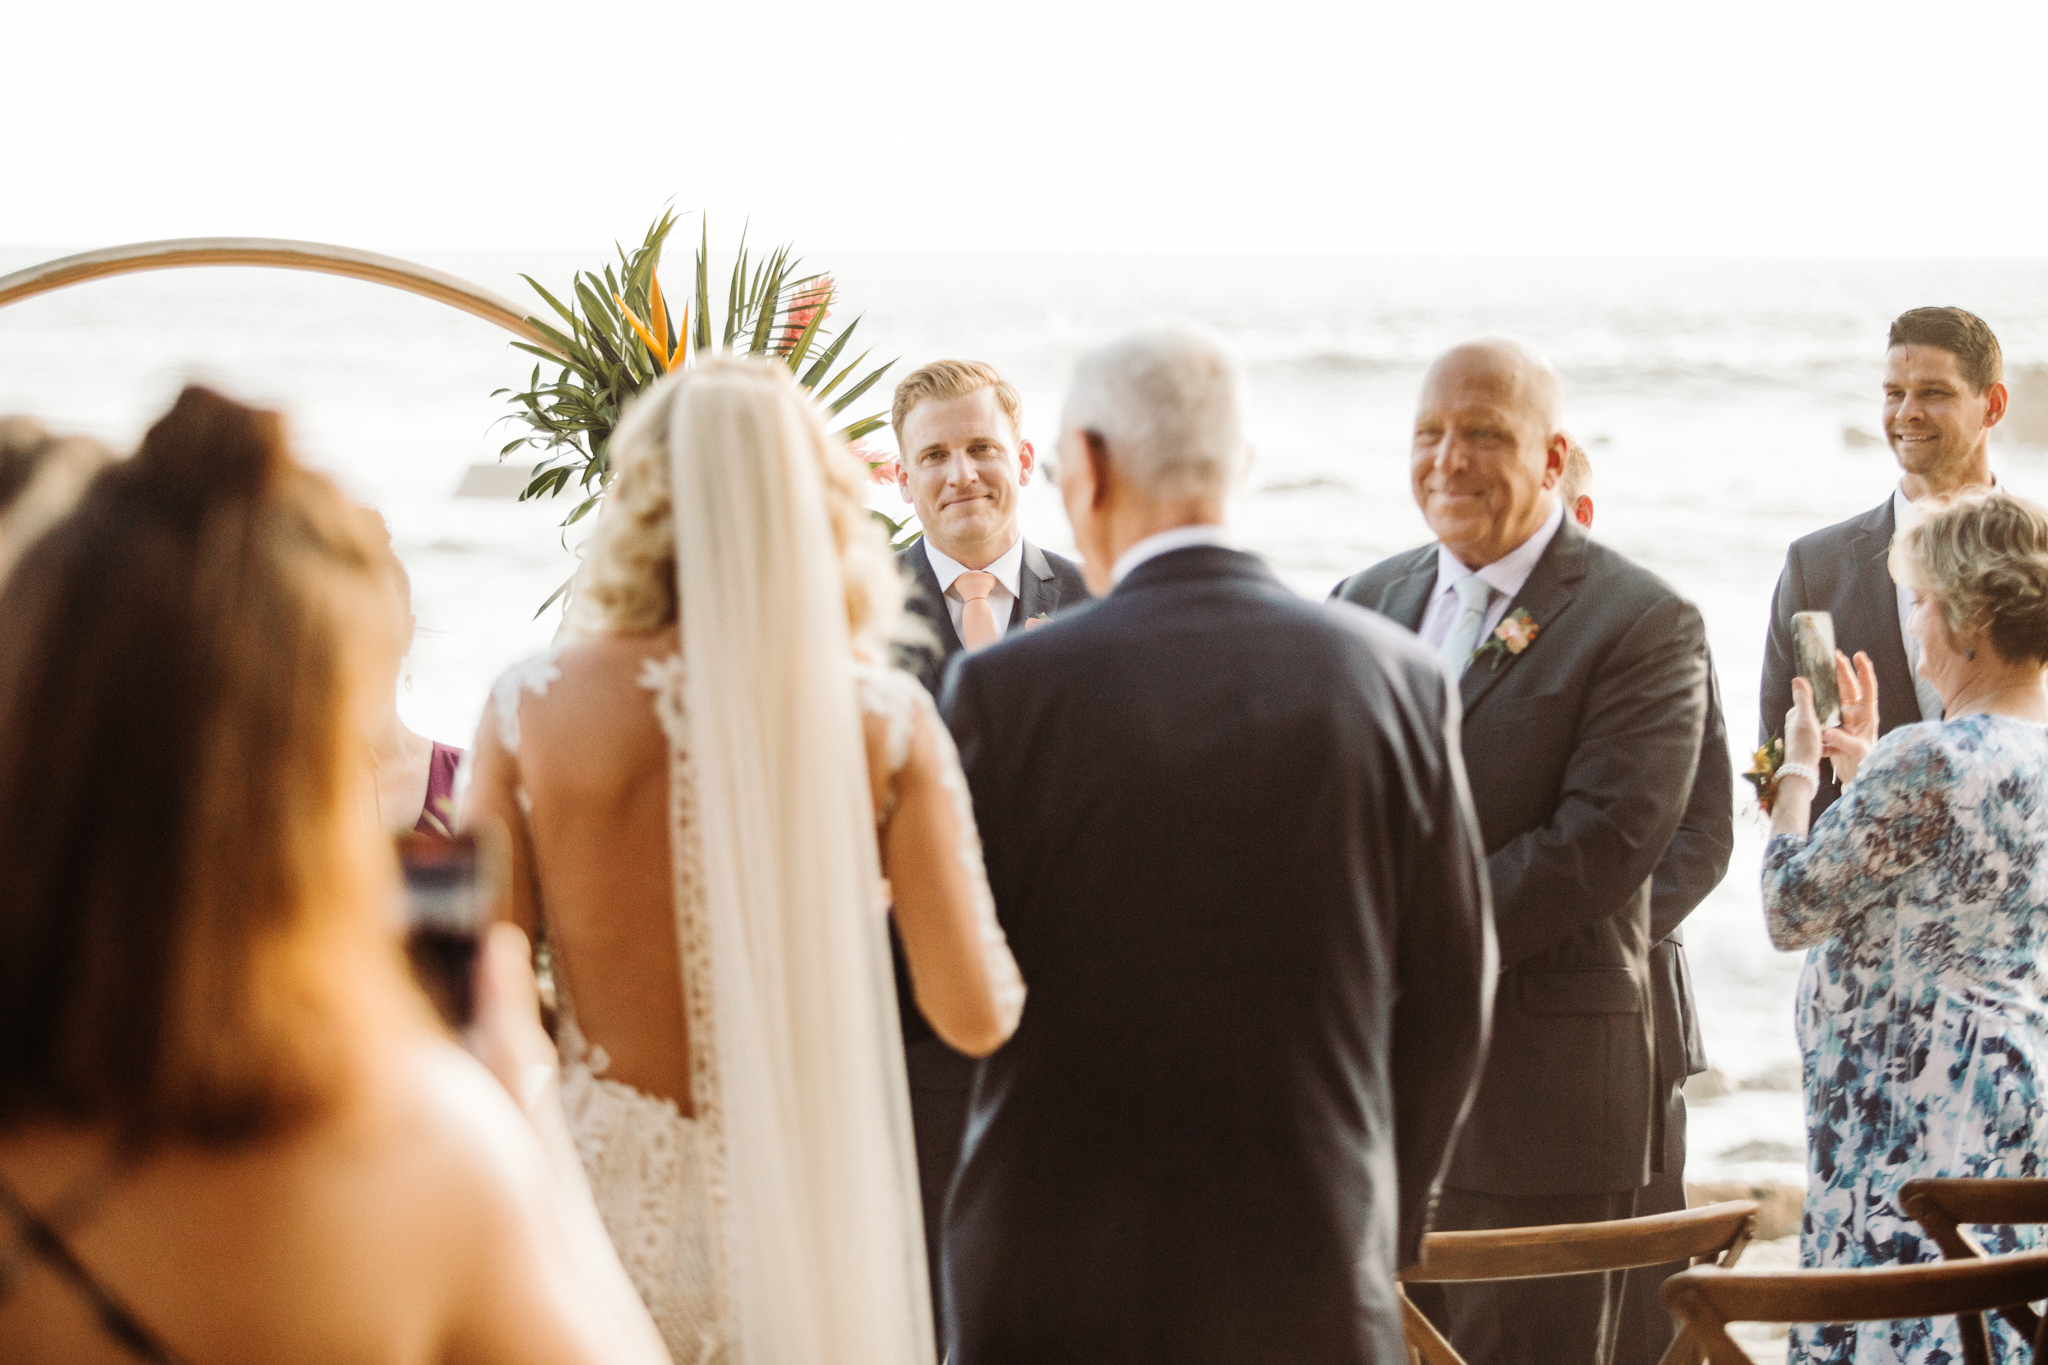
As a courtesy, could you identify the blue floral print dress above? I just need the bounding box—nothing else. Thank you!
[1762,715,2048,1364]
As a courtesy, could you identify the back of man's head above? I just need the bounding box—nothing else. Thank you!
[891,359,1025,450]
[1062,325,1248,503]
[1889,307,2003,394]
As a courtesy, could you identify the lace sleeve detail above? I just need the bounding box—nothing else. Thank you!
[488,645,566,755]
[912,682,1027,1040]
[854,663,920,777]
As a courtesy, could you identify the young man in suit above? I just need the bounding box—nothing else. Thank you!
[942,325,1494,1365]
[1333,340,1711,1365]
[890,360,1090,696]
[1559,444,1736,1365]
[1761,307,2006,820]
[884,358,1088,1336]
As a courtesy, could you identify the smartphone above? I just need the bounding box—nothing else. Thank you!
[1791,610,1843,729]
[398,832,484,1030]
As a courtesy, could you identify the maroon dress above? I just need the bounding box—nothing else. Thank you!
[415,741,464,835]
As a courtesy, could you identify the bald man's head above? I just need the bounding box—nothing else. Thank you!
[1411,338,1568,569]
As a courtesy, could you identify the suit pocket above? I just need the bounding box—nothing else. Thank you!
[1520,968,1642,1015]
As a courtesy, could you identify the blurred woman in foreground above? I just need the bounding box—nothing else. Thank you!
[1766,489,2048,1365]
[0,388,667,1365]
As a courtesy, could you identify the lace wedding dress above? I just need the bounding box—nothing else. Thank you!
[492,647,1012,1365]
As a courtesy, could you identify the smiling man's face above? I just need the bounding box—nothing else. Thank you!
[896,387,1035,568]
[1410,344,1564,569]
[1884,344,1997,487]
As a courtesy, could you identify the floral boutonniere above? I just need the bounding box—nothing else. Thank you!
[1471,608,1540,671]
[1024,612,1052,631]
[1743,736,1786,814]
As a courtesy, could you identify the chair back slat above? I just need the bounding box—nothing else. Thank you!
[1404,1201,1758,1283]
[1901,1175,2048,1343]
[1663,1247,2048,1365]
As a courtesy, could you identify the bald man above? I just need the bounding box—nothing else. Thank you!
[1333,340,1710,1365]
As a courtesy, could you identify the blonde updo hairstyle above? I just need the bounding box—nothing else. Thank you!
[1891,489,2048,667]
[571,356,905,661]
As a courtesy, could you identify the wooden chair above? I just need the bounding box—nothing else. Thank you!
[1901,1175,2048,1344]
[1662,1247,2048,1365]
[1396,1199,1758,1365]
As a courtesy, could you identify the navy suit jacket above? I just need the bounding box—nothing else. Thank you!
[942,546,1493,1365]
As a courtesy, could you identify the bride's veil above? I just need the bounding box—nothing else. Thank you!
[663,357,934,1363]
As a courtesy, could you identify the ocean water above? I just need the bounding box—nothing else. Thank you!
[10,247,2048,1185]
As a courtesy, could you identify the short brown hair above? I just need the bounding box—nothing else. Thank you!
[889,359,1024,452]
[1892,489,2048,666]
[0,387,414,1144]
[1889,307,2003,394]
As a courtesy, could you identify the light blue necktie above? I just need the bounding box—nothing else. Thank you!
[1439,576,1495,679]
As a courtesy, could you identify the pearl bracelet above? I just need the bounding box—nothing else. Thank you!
[1778,761,1820,789]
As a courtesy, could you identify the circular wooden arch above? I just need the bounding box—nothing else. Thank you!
[0,237,567,357]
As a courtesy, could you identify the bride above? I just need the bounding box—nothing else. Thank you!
[467,356,1025,1364]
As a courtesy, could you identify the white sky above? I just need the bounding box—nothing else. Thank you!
[7,0,2048,257]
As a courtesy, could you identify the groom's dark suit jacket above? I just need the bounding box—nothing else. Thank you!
[896,537,1092,700]
[1334,519,1709,1197]
[942,546,1494,1365]
[1760,495,1924,823]
[887,535,1089,1336]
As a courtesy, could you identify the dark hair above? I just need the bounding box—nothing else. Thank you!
[1888,307,2003,394]
[1894,489,2048,667]
[0,387,411,1144]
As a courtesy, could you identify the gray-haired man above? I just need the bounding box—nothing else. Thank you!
[940,326,1495,1364]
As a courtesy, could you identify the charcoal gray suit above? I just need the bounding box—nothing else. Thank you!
[887,534,1088,1337]
[1760,496,1924,823]
[1614,663,1733,1365]
[943,545,1494,1365]
[1333,517,1710,1365]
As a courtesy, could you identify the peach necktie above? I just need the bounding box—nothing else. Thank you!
[954,571,1002,651]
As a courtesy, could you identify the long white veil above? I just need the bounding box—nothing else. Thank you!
[664,357,935,1364]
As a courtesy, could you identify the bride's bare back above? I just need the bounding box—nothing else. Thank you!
[471,627,1022,1116]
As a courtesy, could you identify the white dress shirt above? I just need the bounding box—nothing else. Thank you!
[1893,485,1950,723]
[1417,499,1566,651]
[1110,523,1235,586]
[925,535,1025,639]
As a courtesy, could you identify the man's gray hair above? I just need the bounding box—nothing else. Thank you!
[1062,324,1249,500]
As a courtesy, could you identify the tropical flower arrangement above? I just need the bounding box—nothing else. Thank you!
[495,211,914,612]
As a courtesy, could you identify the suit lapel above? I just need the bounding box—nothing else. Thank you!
[1459,522,1588,718]
[1843,499,1922,726]
[1011,540,1057,634]
[1378,550,1439,632]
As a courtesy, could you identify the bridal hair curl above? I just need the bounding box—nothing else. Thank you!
[572,356,904,660]
[1892,489,2048,666]
[0,386,414,1144]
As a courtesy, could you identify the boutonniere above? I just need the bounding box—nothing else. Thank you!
[1471,608,1540,671]
[1743,737,1786,814]
[1024,612,1051,631]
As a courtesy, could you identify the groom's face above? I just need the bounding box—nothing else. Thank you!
[896,388,1036,565]
[1411,352,1565,570]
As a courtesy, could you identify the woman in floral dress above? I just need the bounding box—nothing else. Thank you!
[1763,490,2048,1364]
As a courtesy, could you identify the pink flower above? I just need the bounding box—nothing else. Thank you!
[850,438,899,487]
[1494,613,1538,653]
[781,276,834,350]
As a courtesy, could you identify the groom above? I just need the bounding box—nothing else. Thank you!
[891,359,1090,695]
[885,358,1089,1331]
[1334,339,1710,1365]
[940,326,1495,1363]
